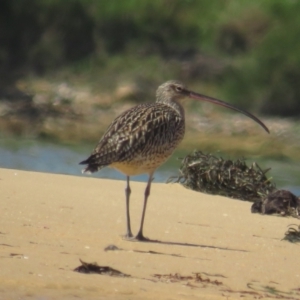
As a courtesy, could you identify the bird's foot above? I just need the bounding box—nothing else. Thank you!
[122,231,150,242]
[122,231,134,240]
[133,231,150,242]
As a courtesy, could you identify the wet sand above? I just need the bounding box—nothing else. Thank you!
[1,168,300,300]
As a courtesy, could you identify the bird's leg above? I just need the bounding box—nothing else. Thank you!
[135,173,153,241]
[124,176,133,238]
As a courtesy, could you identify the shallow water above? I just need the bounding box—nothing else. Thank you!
[0,138,173,182]
[0,138,299,195]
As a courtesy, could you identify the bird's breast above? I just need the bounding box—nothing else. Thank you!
[97,102,185,176]
[110,150,175,176]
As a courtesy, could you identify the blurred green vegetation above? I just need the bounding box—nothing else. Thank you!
[1,0,300,116]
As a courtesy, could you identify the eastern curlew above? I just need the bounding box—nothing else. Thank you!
[80,80,269,241]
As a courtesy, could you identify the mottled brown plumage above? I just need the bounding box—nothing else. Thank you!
[80,80,269,241]
[81,102,185,175]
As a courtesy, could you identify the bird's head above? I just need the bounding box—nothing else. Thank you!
[156,80,269,133]
[156,80,189,103]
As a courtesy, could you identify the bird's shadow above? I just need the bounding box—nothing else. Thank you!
[130,237,248,252]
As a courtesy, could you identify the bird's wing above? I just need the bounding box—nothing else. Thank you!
[81,103,184,171]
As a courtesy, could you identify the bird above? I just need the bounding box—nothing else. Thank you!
[80,80,269,241]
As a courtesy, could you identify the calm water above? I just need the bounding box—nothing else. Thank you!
[0,138,299,195]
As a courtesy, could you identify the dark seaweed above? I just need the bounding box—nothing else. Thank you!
[74,259,130,277]
[282,224,300,243]
[168,150,276,201]
[252,189,300,217]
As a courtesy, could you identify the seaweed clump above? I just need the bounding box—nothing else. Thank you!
[251,190,300,216]
[282,224,300,243]
[169,150,276,201]
[74,259,130,277]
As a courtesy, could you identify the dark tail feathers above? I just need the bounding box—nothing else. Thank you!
[79,157,102,174]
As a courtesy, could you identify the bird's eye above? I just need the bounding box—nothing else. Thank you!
[175,86,183,92]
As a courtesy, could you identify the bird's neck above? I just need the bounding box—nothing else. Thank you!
[158,99,185,119]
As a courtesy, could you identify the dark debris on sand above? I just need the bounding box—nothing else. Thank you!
[153,272,223,287]
[74,259,130,277]
[282,224,300,243]
[252,189,300,217]
[169,150,300,218]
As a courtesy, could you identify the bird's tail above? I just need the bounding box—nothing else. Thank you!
[79,157,105,174]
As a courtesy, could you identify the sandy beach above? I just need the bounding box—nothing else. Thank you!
[1,167,300,300]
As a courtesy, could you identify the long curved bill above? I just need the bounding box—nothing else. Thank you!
[187,90,270,133]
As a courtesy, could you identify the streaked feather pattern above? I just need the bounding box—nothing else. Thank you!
[80,101,185,175]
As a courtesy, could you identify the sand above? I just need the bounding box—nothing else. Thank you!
[1,167,300,300]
